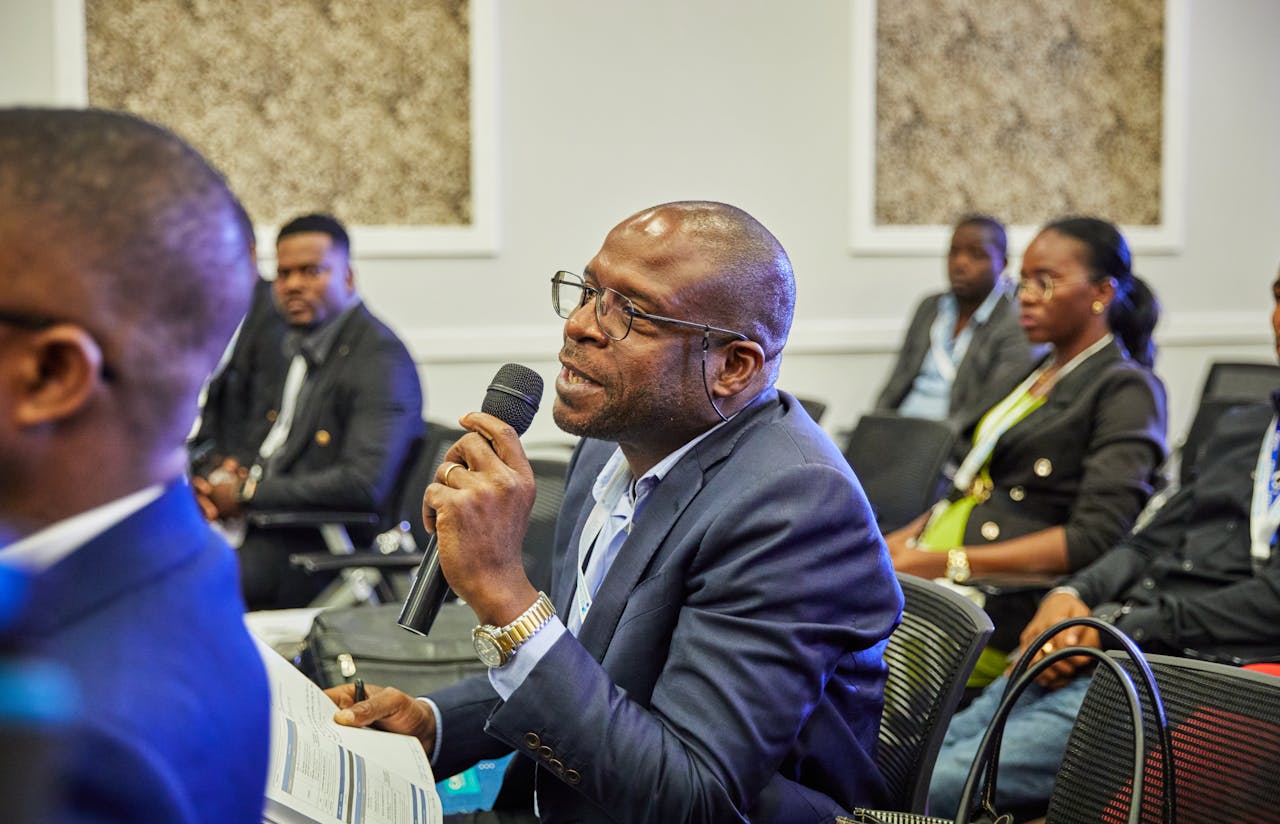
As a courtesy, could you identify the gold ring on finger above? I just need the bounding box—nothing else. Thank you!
[1041,642,1054,654]
[443,463,465,486]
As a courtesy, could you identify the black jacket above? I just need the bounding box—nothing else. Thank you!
[1070,401,1280,663]
[963,340,1167,649]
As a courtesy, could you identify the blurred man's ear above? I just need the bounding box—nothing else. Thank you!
[11,325,104,427]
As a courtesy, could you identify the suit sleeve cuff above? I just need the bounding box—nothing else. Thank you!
[417,697,444,765]
[487,616,567,701]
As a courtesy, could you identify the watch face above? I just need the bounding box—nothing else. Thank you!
[473,630,505,668]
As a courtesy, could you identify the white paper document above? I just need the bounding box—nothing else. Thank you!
[257,640,442,824]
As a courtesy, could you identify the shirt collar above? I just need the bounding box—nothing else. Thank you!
[0,484,166,572]
[971,277,1008,324]
[590,389,767,510]
[287,299,362,366]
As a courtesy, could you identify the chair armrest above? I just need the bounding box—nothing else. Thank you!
[967,572,1060,596]
[246,510,381,529]
[289,552,424,573]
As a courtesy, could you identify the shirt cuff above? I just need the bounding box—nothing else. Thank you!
[487,616,566,701]
[417,696,444,765]
[1046,585,1083,604]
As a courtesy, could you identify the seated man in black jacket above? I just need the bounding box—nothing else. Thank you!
[928,269,1280,817]
[194,214,423,609]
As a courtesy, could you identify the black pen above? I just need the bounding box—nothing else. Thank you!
[353,678,367,703]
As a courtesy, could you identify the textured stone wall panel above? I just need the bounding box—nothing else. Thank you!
[875,0,1163,226]
[86,0,472,227]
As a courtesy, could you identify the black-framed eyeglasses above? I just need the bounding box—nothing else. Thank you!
[0,309,117,381]
[551,271,749,343]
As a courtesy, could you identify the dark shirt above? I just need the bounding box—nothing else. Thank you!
[1070,401,1280,662]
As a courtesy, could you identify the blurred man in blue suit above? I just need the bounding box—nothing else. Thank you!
[0,108,269,823]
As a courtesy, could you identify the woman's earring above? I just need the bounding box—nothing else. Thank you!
[1091,300,1105,315]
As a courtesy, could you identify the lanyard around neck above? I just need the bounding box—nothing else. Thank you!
[1250,416,1280,572]
[951,334,1113,493]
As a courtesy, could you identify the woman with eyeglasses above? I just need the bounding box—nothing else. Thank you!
[885,216,1168,684]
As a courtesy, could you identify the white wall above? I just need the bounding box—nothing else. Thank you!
[3,0,1277,448]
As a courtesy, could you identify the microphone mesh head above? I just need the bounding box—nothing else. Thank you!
[481,363,543,435]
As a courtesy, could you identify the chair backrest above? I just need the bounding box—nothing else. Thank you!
[843,413,957,532]
[390,423,567,593]
[523,457,569,593]
[795,395,829,424]
[878,574,994,813]
[1180,361,1280,484]
[393,422,468,551]
[1047,653,1280,824]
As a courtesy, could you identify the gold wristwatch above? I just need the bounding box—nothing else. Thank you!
[472,592,556,668]
[946,548,971,583]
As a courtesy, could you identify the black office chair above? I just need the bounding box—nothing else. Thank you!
[871,574,994,814]
[1178,361,1280,485]
[522,457,569,593]
[283,422,464,606]
[842,413,957,532]
[290,425,568,603]
[851,648,1280,824]
[794,395,829,424]
[1043,652,1280,824]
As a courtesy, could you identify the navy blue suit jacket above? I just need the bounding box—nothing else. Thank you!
[15,483,270,823]
[430,390,902,823]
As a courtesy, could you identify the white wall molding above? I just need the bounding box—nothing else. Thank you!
[400,310,1270,366]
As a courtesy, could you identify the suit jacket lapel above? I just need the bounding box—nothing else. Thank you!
[997,340,1122,452]
[271,307,365,471]
[572,392,780,659]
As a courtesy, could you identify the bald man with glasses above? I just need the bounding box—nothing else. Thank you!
[326,201,901,823]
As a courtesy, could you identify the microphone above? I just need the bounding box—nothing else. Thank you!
[397,363,544,636]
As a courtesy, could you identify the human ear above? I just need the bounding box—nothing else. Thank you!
[712,339,766,398]
[1092,276,1117,311]
[11,325,104,427]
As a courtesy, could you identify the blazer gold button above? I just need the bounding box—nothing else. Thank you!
[1009,486,1025,502]
[563,769,582,784]
[266,409,278,422]
[315,429,331,446]
[980,521,1000,541]
[538,745,554,759]
[1033,458,1052,477]
[338,344,350,357]
[524,732,541,749]
[547,758,565,774]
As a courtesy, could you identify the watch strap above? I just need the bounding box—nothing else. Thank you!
[477,592,555,667]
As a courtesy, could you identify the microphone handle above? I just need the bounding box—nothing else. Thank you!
[396,533,450,636]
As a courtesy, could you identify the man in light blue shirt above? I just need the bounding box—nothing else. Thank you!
[329,201,901,822]
[876,216,1041,433]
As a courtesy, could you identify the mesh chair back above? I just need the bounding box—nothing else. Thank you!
[391,425,566,594]
[877,574,994,813]
[1180,361,1280,484]
[795,395,829,424]
[1047,653,1280,824]
[524,458,569,593]
[392,422,468,551]
[843,414,957,532]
